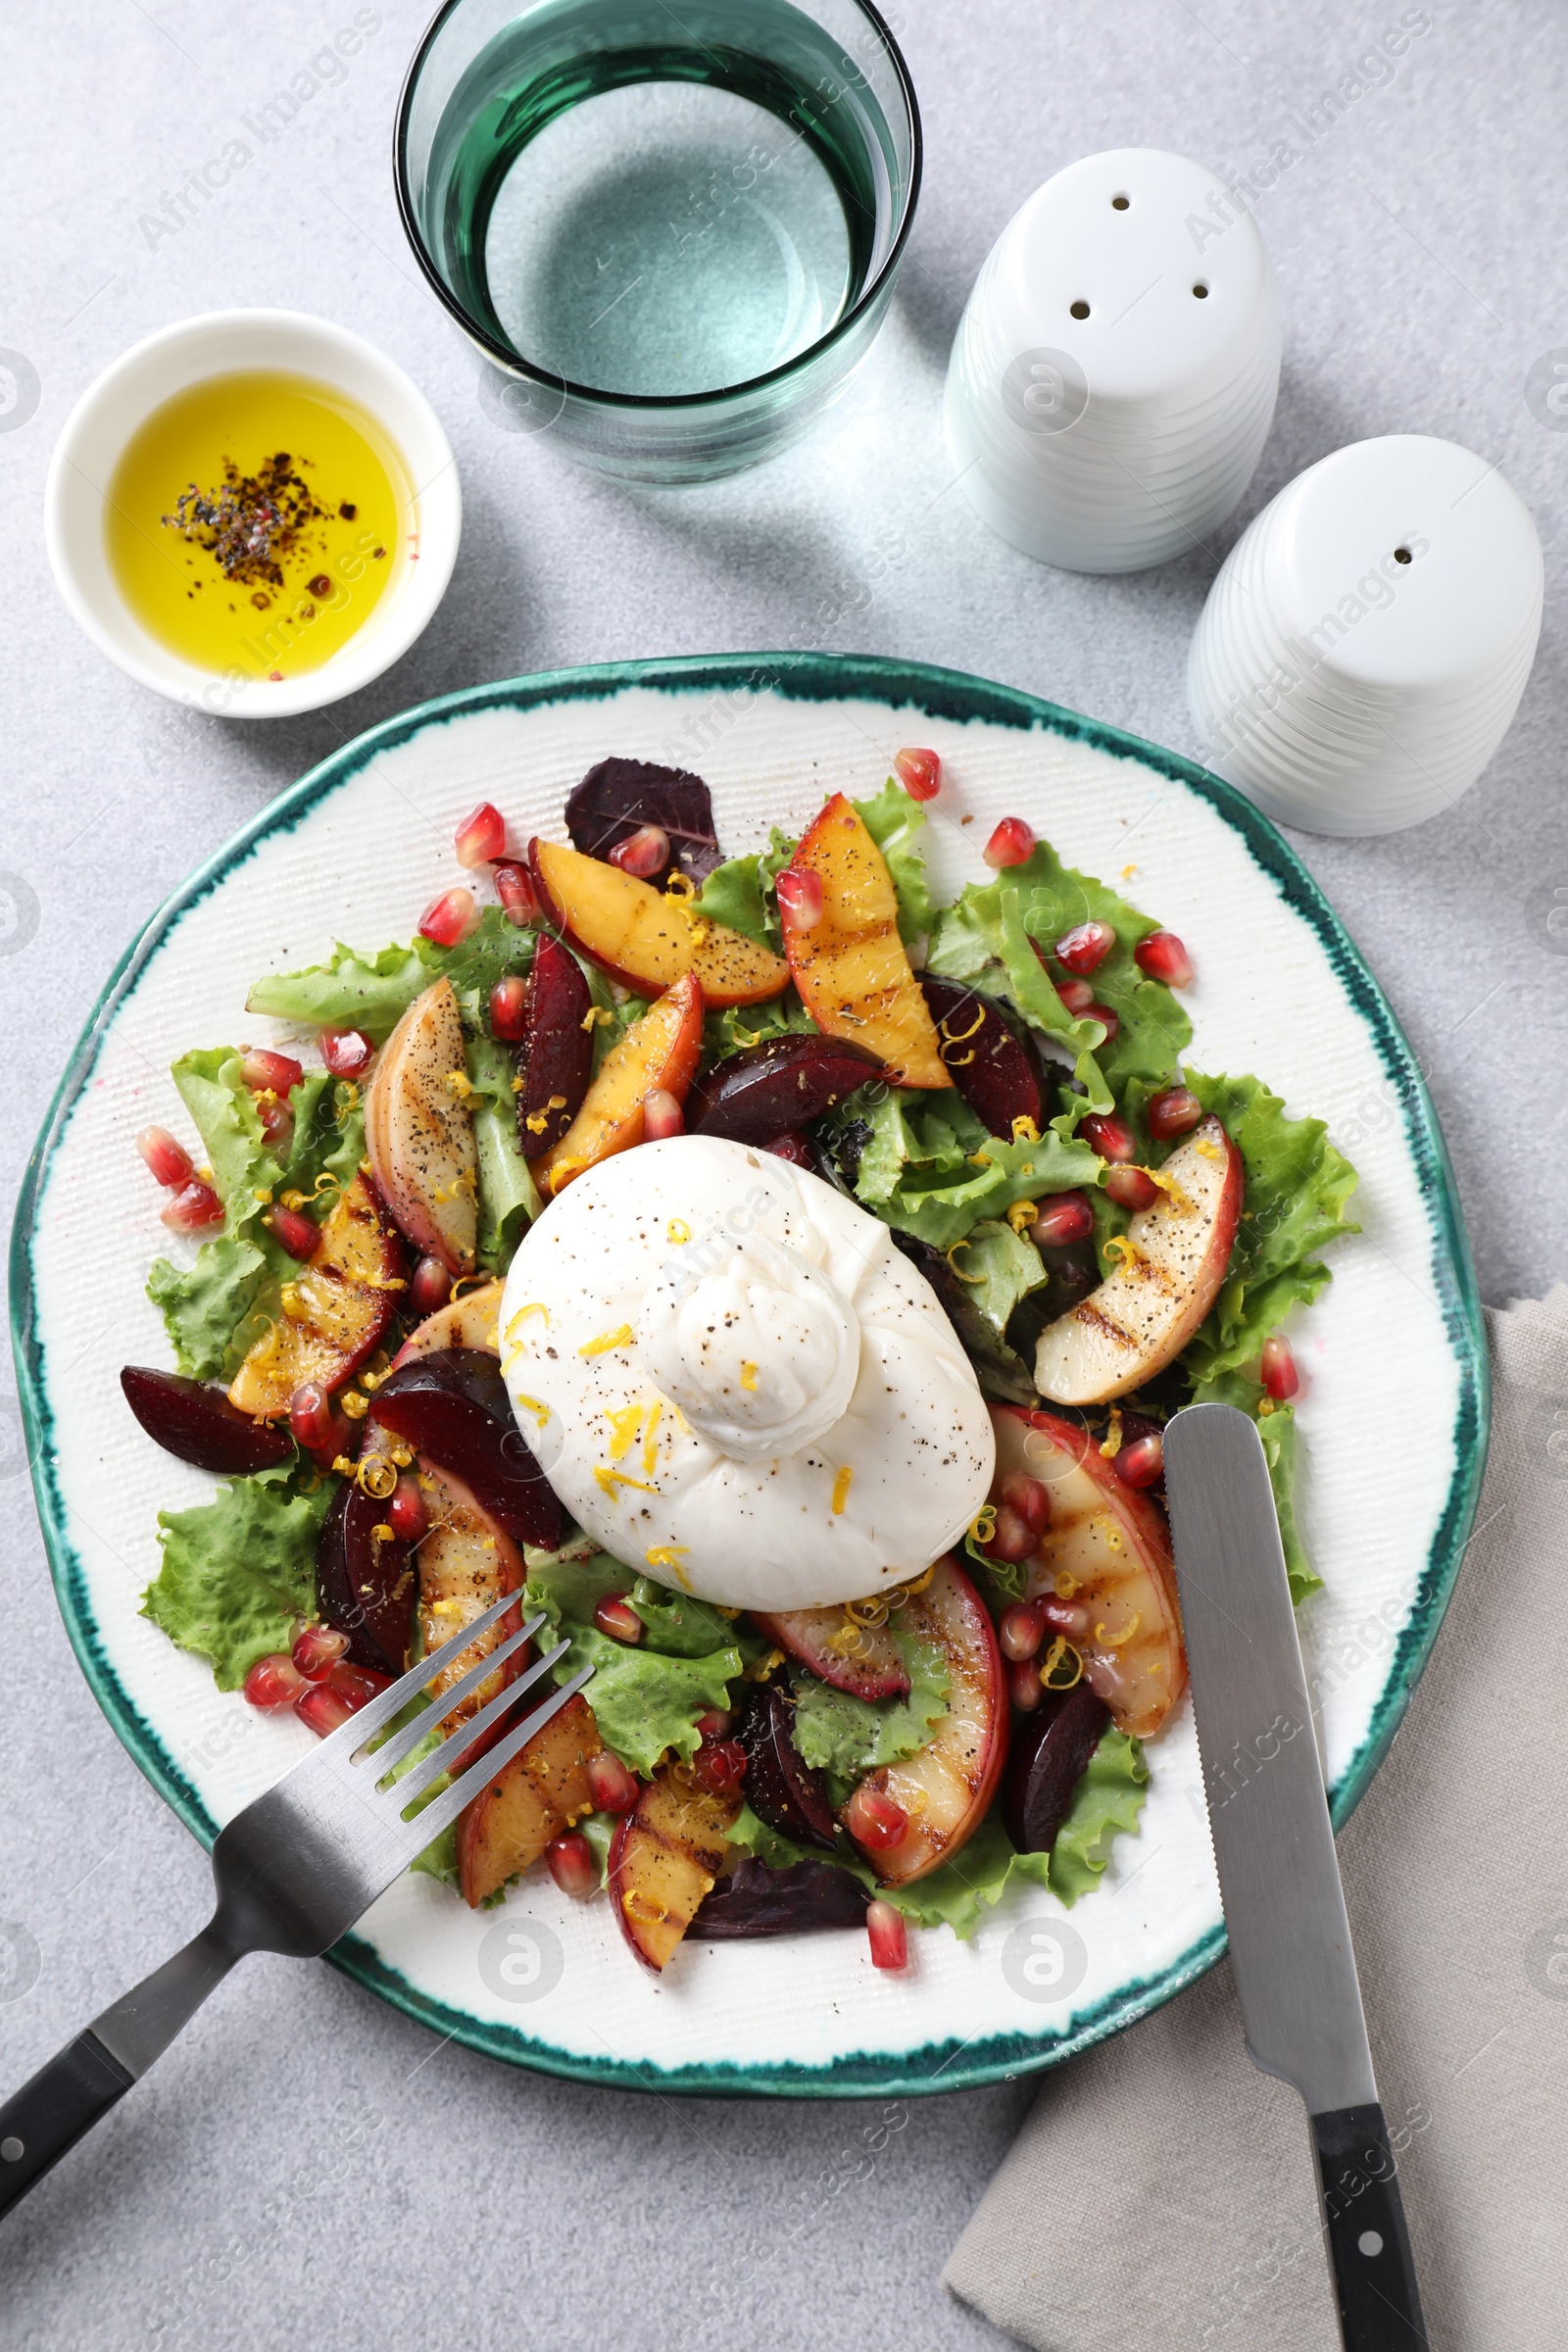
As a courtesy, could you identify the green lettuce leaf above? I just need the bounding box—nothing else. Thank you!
[465,1028,540,1274]
[142,1462,329,1689]
[790,1635,950,1778]
[946,1218,1048,1337]
[245,906,531,1041]
[702,994,816,1062]
[694,826,796,951]
[630,1578,762,1662]
[1188,1370,1320,1603]
[844,1087,1101,1252]
[853,778,935,946]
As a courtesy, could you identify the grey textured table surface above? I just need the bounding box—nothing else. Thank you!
[1,4,1563,2347]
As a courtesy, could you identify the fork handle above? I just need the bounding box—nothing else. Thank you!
[0,1918,239,2217]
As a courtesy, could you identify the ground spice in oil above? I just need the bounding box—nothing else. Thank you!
[162,451,329,595]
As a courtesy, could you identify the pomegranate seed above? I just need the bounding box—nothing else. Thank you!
[136,1125,193,1188]
[240,1048,304,1099]
[489,975,528,1041]
[893,747,942,802]
[1148,1085,1202,1141]
[999,1599,1049,1661]
[643,1088,684,1142]
[388,1476,428,1543]
[254,1092,294,1150]
[455,801,506,867]
[865,1899,908,1972]
[1054,918,1116,975]
[1030,1190,1095,1247]
[1054,976,1096,1015]
[693,1739,747,1793]
[1007,1655,1045,1711]
[409,1255,453,1316]
[594,1593,644,1645]
[1085,1002,1119,1042]
[776,867,823,928]
[586,1750,640,1814]
[983,816,1035,869]
[1114,1431,1165,1489]
[243,1652,308,1709]
[1040,1595,1093,1641]
[1000,1473,1052,1534]
[1135,929,1194,988]
[417,886,479,948]
[319,1026,374,1079]
[546,1830,598,1899]
[1081,1112,1137,1163]
[763,1131,813,1166]
[292,1623,350,1680]
[161,1180,224,1232]
[289,1380,344,1459]
[269,1204,318,1261]
[846,1784,908,1852]
[1261,1335,1299,1400]
[1104,1164,1159,1212]
[493,859,539,926]
[986,1502,1038,1563]
[608,824,669,878]
[294,1661,387,1738]
[695,1709,734,1741]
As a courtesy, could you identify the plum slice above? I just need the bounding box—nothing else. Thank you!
[457,1693,603,1906]
[371,1347,563,1551]
[121,1365,293,1476]
[691,1857,870,1938]
[1002,1681,1110,1854]
[316,1477,416,1678]
[735,1680,838,1850]
[751,1603,910,1701]
[565,757,720,888]
[515,933,592,1158]
[920,976,1042,1137]
[686,1032,882,1147]
[610,1760,742,1972]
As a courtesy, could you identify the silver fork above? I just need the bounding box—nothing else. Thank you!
[0,1594,590,2216]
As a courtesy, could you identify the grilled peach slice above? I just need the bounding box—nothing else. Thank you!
[609,1761,742,1972]
[366,977,478,1276]
[840,1555,1006,1886]
[227,1174,404,1418]
[391,1278,504,1364]
[991,1404,1187,1740]
[415,1461,526,1724]
[1032,1115,1243,1404]
[778,795,949,1089]
[457,1693,603,1907]
[528,971,704,1199]
[750,1603,911,1700]
[528,837,789,1007]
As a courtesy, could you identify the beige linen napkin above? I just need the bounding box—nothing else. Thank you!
[945,1289,1568,2352]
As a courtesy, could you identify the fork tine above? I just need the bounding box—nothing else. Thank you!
[308,1586,526,1758]
[391,1664,597,1862]
[387,1637,571,1808]
[366,1611,548,1779]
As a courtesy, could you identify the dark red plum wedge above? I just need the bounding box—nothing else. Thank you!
[1002,1681,1110,1854]
[315,1477,416,1679]
[515,933,593,1157]
[735,1680,838,1851]
[687,1032,882,1147]
[121,1366,293,1477]
[920,976,1043,1137]
[370,1348,563,1551]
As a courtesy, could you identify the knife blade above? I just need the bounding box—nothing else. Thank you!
[1162,1400,1429,2352]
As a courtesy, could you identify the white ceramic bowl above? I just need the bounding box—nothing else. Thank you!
[44,310,461,719]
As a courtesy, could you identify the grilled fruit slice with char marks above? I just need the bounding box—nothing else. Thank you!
[529,836,789,1007]
[840,1556,1007,1886]
[456,1694,604,1907]
[778,795,950,1090]
[390,1278,504,1365]
[227,1174,404,1418]
[609,1760,742,1972]
[415,1461,526,1724]
[991,1404,1187,1740]
[528,971,704,1199]
[1032,1115,1243,1405]
[365,976,478,1276]
[315,1476,416,1678]
[750,1603,911,1700]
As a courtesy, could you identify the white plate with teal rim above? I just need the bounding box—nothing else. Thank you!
[11,654,1488,2097]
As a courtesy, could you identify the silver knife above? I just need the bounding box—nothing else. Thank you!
[1162,1401,1429,2352]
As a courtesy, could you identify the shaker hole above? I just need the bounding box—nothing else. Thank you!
[1069,300,1091,320]
[1192,282,1209,299]
[1394,546,1412,564]
[1111,194,1130,210]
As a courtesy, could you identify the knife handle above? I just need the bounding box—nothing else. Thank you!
[1309,2104,1429,2350]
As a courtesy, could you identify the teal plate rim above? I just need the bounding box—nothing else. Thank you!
[10,651,1490,2100]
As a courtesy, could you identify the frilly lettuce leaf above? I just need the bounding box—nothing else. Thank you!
[245,906,530,1041]
[790,1634,950,1779]
[141,1461,328,1690]
[844,1086,1100,1253]
[946,1217,1049,1337]
[465,1028,540,1275]
[694,826,796,951]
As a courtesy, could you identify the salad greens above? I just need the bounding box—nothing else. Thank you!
[143,1459,330,1690]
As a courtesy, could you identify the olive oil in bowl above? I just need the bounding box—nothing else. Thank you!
[106,372,412,681]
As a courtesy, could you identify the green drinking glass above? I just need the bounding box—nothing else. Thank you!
[395,0,921,483]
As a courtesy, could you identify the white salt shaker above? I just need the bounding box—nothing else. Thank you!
[1187,434,1544,835]
[945,148,1280,573]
